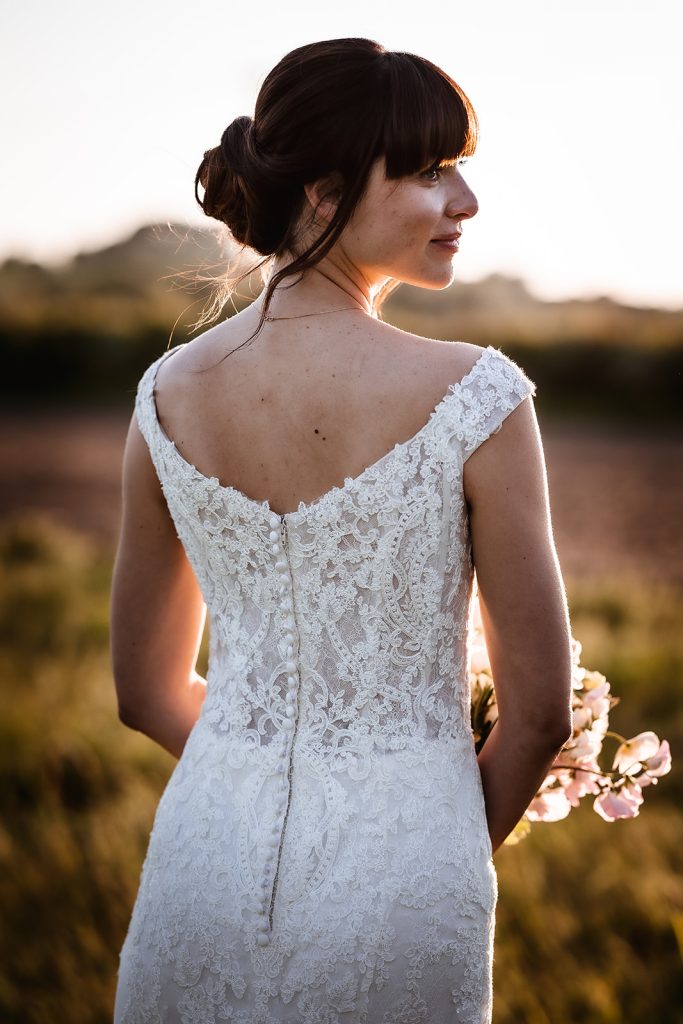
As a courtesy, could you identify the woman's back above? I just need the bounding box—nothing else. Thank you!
[152,308,486,517]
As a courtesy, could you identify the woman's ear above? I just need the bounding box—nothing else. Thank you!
[303,172,344,224]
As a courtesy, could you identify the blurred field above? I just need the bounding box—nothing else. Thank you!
[1,407,682,1022]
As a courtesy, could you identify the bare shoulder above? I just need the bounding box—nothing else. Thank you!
[151,328,227,411]
[154,319,487,400]
[153,327,220,383]
[435,338,488,382]
[362,319,488,384]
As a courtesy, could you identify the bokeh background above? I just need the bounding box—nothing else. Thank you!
[1,1,682,1021]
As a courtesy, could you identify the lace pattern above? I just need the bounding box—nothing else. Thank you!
[114,343,536,1023]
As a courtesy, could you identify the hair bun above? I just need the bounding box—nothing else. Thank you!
[219,115,258,178]
[195,112,299,254]
[195,115,262,248]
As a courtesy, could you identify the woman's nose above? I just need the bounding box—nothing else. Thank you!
[450,182,478,221]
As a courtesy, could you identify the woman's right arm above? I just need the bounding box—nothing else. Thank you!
[463,392,574,855]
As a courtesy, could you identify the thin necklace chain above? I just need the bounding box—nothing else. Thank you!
[262,306,364,321]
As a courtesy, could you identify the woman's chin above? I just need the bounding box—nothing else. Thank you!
[415,268,458,290]
[383,258,457,291]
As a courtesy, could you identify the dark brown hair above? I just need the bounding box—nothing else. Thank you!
[193,37,478,358]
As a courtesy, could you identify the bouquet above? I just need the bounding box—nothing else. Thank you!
[468,580,672,846]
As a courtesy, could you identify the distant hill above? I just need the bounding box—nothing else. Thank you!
[389,271,683,350]
[0,224,253,337]
[1,221,681,348]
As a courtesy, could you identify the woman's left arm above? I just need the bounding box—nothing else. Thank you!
[110,409,207,759]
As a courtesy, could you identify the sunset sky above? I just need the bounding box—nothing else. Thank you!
[2,0,681,309]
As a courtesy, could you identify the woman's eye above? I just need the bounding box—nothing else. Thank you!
[421,159,468,182]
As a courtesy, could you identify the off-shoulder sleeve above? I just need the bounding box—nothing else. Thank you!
[134,358,160,455]
[455,346,537,462]
[132,344,187,475]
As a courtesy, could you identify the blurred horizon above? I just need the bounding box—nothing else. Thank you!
[3,217,682,316]
[2,218,681,426]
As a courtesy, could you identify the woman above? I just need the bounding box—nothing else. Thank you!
[111,37,573,1023]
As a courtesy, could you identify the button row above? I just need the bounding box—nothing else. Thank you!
[257,515,301,946]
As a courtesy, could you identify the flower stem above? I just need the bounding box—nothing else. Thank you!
[552,763,623,780]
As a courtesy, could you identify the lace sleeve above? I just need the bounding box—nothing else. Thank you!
[133,360,162,463]
[458,348,537,462]
[133,346,187,469]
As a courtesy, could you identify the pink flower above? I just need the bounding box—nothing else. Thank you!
[582,681,612,719]
[564,728,604,762]
[572,706,592,732]
[561,764,603,806]
[643,738,671,776]
[613,731,668,776]
[594,781,644,821]
[581,669,608,692]
[526,787,573,822]
[632,739,672,786]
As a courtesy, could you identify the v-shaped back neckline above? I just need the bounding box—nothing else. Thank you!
[142,342,498,521]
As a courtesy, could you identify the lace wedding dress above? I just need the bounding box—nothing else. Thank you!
[113,342,536,1024]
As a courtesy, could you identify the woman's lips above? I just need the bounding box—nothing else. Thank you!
[430,238,460,252]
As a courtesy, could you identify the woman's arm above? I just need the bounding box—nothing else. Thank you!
[110,411,208,759]
[464,392,573,854]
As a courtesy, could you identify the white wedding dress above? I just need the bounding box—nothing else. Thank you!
[113,342,536,1024]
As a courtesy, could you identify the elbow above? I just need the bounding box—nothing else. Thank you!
[117,701,142,730]
[496,713,572,750]
[114,677,146,731]
[509,711,572,750]
[544,718,573,749]
[112,662,145,730]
